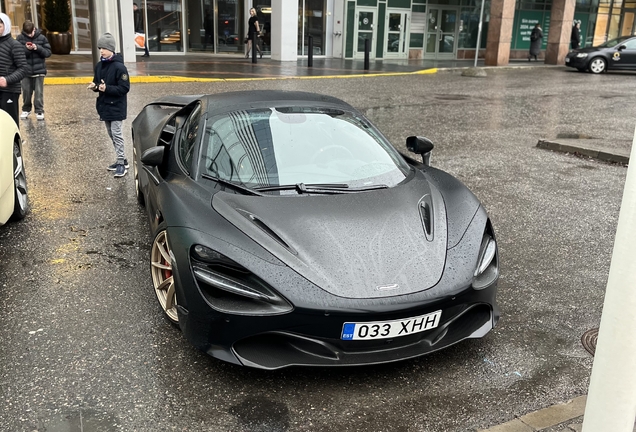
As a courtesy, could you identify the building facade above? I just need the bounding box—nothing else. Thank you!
[1,0,635,63]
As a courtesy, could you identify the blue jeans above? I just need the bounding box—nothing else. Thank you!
[21,76,45,114]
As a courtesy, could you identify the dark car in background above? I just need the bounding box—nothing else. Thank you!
[565,35,636,74]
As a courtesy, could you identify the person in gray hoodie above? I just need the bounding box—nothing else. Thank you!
[17,20,51,120]
[0,13,28,126]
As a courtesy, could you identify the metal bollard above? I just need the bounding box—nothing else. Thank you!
[364,38,370,70]
[308,35,313,67]
[252,37,257,64]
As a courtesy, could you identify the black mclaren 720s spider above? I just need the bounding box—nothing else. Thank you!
[131,90,500,369]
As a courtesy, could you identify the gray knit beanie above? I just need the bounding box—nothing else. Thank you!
[97,32,116,53]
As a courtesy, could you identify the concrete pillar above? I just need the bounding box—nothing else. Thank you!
[271,0,298,61]
[89,0,135,63]
[484,0,516,66]
[119,0,136,63]
[581,126,636,432]
[545,0,575,65]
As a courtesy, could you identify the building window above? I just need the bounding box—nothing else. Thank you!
[298,0,325,56]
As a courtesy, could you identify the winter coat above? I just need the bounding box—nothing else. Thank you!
[134,9,144,33]
[0,33,28,94]
[529,27,543,56]
[90,53,130,121]
[571,26,581,49]
[16,30,51,76]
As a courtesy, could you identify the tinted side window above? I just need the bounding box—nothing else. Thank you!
[623,39,636,49]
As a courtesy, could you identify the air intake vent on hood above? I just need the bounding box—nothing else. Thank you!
[419,195,434,241]
[239,210,297,255]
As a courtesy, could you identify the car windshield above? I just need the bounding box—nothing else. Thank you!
[598,36,633,48]
[200,106,411,191]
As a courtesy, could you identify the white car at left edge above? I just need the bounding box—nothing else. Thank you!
[0,109,28,226]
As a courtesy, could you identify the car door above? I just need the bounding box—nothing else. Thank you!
[612,38,636,69]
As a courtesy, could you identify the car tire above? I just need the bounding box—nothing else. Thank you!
[133,148,145,206]
[150,224,179,324]
[10,139,28,221]
[588,57,607,74]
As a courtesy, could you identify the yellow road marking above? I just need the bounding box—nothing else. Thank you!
[43,68,438,85]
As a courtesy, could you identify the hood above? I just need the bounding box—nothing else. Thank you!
[21,29,41,39]
[0,13,11,37]
[212,171,449,299]
[574,46,612,54]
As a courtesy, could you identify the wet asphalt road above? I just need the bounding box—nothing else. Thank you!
[0,67,633,432]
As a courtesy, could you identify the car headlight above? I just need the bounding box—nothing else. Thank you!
[577,53,589,58]
[190,245,293,315]
[472,224,499,290]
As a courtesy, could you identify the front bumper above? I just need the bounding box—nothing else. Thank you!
[565,55,588,69]
[177,282,499,369]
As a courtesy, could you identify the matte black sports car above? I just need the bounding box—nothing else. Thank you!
[565,35,636,74]
[131,91,500,369]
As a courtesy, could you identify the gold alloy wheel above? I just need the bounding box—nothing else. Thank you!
[151,230,179,323]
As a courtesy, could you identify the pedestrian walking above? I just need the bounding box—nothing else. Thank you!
[87,33,131,178]
[528,23,543,61]
[17,20,51,121]
[133,3,149,57]
[571,21,581,50]
[0,13,28,127]
[245,8,262,59]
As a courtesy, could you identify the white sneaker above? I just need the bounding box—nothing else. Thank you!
[20,111,30,119]
[36,113,44,121]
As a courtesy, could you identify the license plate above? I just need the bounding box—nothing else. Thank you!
[341,310,442,341]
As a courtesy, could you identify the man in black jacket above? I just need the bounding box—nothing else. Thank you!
[17,20,51,121]
[0,13,28,126]
[571,21,581,50]
[87,33,131,178]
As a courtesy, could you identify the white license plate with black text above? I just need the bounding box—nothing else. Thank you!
[341,310,442,341]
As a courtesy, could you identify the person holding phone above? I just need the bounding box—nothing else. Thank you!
[17,20,51,121]
[87,33,131,178]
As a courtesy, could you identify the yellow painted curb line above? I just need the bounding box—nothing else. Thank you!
[43,68,438,85]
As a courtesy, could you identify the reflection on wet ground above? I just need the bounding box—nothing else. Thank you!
[0,69,632,431]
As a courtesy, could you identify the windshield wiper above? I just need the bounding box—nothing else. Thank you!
[201,174,263,196]
[254,183,388,194]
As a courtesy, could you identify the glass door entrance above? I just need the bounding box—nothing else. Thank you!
[354,8,376,59]
[385,10,409,58]
[147,0,184,53]
[425,8,458,58]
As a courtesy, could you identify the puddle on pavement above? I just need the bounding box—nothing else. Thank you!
[37,409,120,431]
[556,133,595,139]
[229,396,290,431]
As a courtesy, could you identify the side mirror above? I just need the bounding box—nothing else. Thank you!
[141,146,165,167]
[618,45,627,51]
[406,136,434,165]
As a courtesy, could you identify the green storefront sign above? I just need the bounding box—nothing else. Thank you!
[513,10,590,51]
[513,11,550,51]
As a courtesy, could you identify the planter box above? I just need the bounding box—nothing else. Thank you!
[48,32,72,54]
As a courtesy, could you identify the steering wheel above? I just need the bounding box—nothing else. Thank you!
[310,145,355,164]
